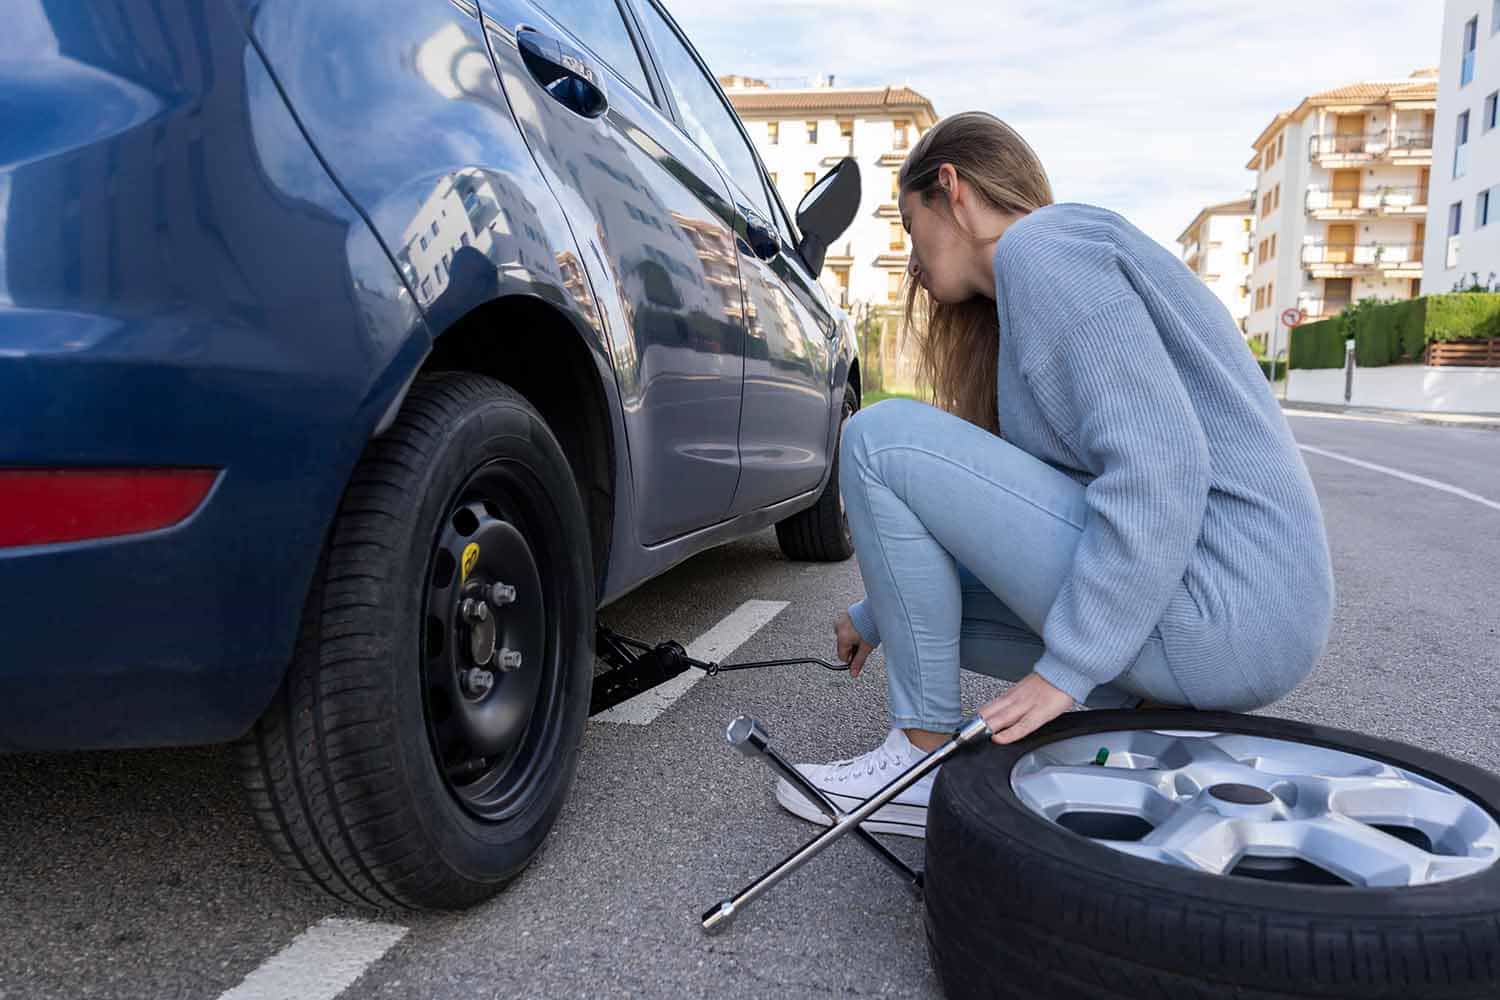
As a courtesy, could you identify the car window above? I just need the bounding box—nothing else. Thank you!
[543,0,652,99]
[638,2,771,218]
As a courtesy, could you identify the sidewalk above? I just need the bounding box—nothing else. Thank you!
[1279,398,1500,430]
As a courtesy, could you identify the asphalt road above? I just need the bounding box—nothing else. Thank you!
[1,409,1496,1000]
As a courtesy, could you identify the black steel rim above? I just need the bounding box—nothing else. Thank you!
[420,459,565,821]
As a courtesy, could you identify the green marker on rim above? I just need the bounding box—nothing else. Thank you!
[1092,746,1110,766]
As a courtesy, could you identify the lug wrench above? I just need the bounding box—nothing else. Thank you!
[703,715,992,933]
[725,716,922,889]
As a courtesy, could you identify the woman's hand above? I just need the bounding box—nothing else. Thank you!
[835,609,874,678]
[979,672,1076,743]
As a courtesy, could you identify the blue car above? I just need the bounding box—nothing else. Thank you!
[0,0,861,910]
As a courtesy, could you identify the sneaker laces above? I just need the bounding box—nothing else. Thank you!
[827,741,912,782]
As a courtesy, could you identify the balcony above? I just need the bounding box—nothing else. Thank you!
[1304,185,1427,219]
[1301,241,1424,276]
[1308,131,1433,165]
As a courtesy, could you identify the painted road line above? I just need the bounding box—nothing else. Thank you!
[1299,444,1500,512]
[590,599,790,725]
[216,918,406,1000]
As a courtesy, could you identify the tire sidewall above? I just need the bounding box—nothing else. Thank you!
[386,387,594,890]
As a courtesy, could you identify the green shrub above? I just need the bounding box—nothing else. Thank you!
[1289,316,1347,369]
[1257,358,1287,381]
[1423,293,1500,343]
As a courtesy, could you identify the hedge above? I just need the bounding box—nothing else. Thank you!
[1292,293,1500,368]
[1289,316,1347,369]
[1257,358,1287,381]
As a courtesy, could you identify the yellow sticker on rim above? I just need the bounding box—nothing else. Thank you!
[461,542,481,583]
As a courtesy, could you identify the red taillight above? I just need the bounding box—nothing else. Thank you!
[0,468,219,548]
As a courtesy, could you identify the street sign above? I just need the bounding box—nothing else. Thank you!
[1281,307,1305,328]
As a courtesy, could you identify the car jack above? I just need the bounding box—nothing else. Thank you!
[590,623,851,716]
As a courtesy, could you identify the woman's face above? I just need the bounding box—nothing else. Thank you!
[899,187,970,305]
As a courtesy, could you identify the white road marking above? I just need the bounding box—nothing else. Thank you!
[216,918,406,1000]
[1298,444,1500,512]
[590,599,790,725]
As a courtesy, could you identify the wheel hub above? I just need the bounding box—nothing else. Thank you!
[424,498,546,779]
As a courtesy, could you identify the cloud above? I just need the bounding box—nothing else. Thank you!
[666,0,1442,249]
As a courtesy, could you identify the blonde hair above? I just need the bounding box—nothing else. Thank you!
[896,112,1054,434]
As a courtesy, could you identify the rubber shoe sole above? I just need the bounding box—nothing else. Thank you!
[774,777,928,838]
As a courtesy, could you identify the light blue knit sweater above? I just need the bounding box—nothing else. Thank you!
[850,202,1335,709]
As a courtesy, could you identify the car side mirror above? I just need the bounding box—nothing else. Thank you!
[795,158,861,275]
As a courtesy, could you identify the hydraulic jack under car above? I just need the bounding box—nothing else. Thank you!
[591,624,993,933]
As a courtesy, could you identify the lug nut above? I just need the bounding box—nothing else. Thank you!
[461,598,490,623]
[489,582,517,606]
[462,668,495,697]
[496,648,523,672]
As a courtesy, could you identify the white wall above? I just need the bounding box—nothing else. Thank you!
[1287,364,1500,411]
[1427,0,1500,289]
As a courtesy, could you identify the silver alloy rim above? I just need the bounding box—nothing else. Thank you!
[1011,729,1500,887]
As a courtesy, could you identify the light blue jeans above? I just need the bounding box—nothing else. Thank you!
[840,398,1191,732]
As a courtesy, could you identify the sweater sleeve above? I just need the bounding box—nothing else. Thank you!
[848,597,880,647]
[1021,294,1211,705]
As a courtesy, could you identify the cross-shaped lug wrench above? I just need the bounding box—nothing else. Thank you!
[725,716,922,890]
[704,715,992,933]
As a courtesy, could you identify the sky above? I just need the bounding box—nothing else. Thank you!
[668,0,1446,251]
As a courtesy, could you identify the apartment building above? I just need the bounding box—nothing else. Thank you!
[724,76,938,386]
[1176,198,1254,332]
[1245,70,1437,351]
[1426,1,1500,288]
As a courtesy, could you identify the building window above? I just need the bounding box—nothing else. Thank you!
[1267,280,1274,308]
[806,121,818,144]
[1493,0,1500,34]
[767,121,779,145]
[1254,286,1263,311]
[769,171,778,188]
[419,235,429,251]
[803,171,816,192]
[1242,217,1252,232]
[1463,16,1478,87]
[891,171,900,201]
[893,119,910,149]
[1481,189,1492,227]
[1488,93,1499,132]
[888,270,903,302]
[430,221,439,237]
[1241,251,1250,266]
[1276,133,1284,160]
[1274,184,1281,210]
[1456,110,1471,178]
[833,266,850,307]
[839,118,853,143]
[1449,200,1464,236]
[1270,233,1277,258]
[889,221,905,250]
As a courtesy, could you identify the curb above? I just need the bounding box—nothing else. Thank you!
[1279,399,1500,430]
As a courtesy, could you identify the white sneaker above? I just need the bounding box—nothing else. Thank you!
[773,728,935,838]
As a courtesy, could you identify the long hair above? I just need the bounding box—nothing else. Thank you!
[897,112,1054,433]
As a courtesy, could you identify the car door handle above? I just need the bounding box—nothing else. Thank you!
[739,206,780,261]
[516,27,608,118]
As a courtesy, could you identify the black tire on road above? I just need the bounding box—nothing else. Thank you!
[775,385,857,562]
[237,372,594,912]
[925,709,1500,1000]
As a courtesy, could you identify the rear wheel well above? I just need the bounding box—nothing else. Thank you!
[419,297,614,598]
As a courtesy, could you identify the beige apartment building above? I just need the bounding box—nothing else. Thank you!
[1244,70,1437,353]
[1176,197,1255,332]
[724,76,938,388]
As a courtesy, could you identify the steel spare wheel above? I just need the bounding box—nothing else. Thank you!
[923,709,1500,1000]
